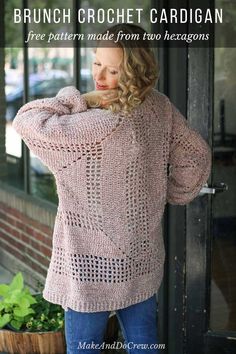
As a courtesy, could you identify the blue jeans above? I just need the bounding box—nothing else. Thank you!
[64,295,159,354]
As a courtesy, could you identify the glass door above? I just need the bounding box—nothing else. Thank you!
[165,1,236,353]
[210,47,236,333]
[183,1,236,352]
[206,1,236,351]
[191,1,236,352]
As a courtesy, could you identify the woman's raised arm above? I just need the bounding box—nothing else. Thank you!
[12,86,121,173]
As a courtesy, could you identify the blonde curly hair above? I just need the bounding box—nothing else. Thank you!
[109,24,159,113]
[90,24,159,114]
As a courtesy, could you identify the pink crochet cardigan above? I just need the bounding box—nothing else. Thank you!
[13,87,211,312]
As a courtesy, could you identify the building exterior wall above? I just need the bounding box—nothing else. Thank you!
[0,184,56,289]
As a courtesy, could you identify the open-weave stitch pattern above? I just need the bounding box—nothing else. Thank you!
[13,86,211,312]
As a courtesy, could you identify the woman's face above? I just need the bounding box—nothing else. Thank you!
[92,46,123,90]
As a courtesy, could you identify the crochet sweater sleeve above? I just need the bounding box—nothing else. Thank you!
[13,86,88,142]
[12,86,117,172]
[166,103,212,205]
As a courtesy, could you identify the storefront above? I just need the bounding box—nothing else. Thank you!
[0,0,235,353]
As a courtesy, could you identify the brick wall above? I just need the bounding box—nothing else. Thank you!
[0,202,52,276]
[0,183,57,290]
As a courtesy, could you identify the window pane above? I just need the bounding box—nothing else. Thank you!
[1,3,24,190]
[25,0,74,203]
[27,47,74,204]
[0,1,24,189]
[80,47,94,93]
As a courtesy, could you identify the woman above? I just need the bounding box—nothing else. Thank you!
[13,24,211,353]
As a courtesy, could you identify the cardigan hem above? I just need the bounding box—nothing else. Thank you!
[42,288,159,313]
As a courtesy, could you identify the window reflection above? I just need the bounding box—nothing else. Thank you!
[80,47,94,93]
[3,49,24,190]
[27,47,75,203]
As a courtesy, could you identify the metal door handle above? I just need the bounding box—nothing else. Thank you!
[199,182,228,195]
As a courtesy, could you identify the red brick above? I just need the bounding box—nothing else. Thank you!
[0,219,23,240]
[22,230,52,251]
[0,239,25,262]
[33,230,52,247]
[0,203,53,277]
[6,215,17,227]
[0,222,21,244]
[39,244,52,258]
[0,210,17,227]
[30,238,42,251]
[0,237,47,278]
[0,204,53,235]
[25,248,50,268]
[20,233,31,244]
[0,231,26,252]
[15,220,26,232]
[20,255,46,277]
[0,211,6,220]
[10,227,21,239]
[22,217,53,236]
[30,262,47,277]
[3,206,22,219]
[0,221,12,234]
[35,253,50,267]
[38,224,53,236]
[24,225,36,237]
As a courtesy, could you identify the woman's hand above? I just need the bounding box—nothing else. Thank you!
[82,89,118,109]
